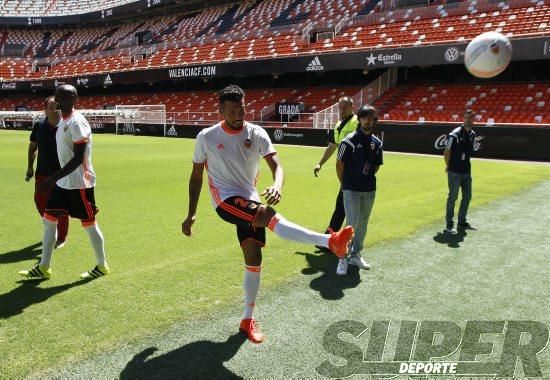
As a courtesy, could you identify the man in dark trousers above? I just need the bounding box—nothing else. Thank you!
[444,109,476,233]
[26,96,69,249]
[313,96,359,252]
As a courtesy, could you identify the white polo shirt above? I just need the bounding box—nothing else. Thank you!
[55,111,96,189]
[192,121,276,208]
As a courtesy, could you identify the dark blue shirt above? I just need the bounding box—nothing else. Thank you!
[29,118,60,176]
[446,126,475,174]
[337,129,383,192]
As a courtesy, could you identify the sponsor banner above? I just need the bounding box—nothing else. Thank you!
[275,103,305,122]
[1,37,548,91]
[1,82,17,90]
[378,123,550,160]
[168,66,217,79]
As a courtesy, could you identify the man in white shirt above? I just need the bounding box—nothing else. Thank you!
[19,85,109,281]
[182,85,354,344]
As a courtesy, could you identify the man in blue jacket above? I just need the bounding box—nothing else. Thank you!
[335,105,383,275]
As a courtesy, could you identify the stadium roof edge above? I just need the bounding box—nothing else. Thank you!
[0,0,236,27]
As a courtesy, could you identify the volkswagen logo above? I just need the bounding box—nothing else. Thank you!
[273,129,284,142]
[444,47,460,62]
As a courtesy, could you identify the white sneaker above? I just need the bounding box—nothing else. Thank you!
[349,253,371,270]
[336,258,349,275]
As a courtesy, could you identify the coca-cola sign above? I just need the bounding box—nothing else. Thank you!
[1,83,17,90]
[435,134,484,151]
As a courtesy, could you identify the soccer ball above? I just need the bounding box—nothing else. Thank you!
[464,32,513,78]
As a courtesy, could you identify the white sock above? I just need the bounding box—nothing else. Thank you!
[243,265,261,320]
[268,214,329,247]
[40,217,57,267]
[84,222,107,267]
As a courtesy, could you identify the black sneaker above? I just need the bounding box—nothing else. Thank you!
[457,222,474,230]
[444,223,456,234]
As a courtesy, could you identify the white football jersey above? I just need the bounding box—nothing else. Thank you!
[192,121,276,208]
[55,111,96,189]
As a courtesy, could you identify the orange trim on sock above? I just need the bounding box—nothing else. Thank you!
[267,214,280,231]
[43,213,59,223]
[81,220,96,227]
[245,265,262,273]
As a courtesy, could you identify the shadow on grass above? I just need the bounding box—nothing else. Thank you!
[0,242,41,265]
[120,332,247,379]
[433,229,468,248]
[0,279,90,319]
[296,251,361,301]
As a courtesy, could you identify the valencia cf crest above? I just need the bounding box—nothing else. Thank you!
[64,126,68,132]
[370,142,375,150]
[244,139,252,149]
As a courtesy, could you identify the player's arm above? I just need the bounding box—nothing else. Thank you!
[261,153,284,205]
[38,143,86,192]
[444,134,455,173]
[314,143,338,177]
[373,146,383,174]
[182,162,204,236]
[336,160,345,185]
[26,141,38,181]
[443,148,451,173]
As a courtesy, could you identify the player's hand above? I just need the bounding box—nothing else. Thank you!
[182,216,195,236]
[445,166,449,173]
[25,168,34,182]
[313,164,321,177]
[260,185,282,205]
[37,177,55,192]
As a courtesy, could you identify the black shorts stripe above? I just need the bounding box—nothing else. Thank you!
[46,186,99,221]
[215,196,266,247]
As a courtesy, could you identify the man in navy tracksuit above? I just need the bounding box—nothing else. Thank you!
[335,105,383,275]
[444,109,476,233]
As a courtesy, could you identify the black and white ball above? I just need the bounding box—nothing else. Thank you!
[464,32,513,78]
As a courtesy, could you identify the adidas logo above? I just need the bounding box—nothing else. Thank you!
[306,56,324,72]
[104,74,112,86]
[167,125,177,136]
[217,143,224,149]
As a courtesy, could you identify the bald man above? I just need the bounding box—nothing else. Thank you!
[19,85,110,280]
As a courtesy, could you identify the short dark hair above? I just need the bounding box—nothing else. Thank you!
[219,85,244,104]
[464,109,475,116]
[357,104,377,119]
[44,95,55,108]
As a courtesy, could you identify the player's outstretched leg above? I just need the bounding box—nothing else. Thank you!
[252,205,354,258]
[18,213,57,280]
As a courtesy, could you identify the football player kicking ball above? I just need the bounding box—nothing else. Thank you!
[182,85,354,343]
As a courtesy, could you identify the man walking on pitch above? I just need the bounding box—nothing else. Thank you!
[313,96,358,252]
[19,85,109,280]
[182,85,354,343]
[26,96,70,249]
[335,105,383,275]
[444,109,476,233]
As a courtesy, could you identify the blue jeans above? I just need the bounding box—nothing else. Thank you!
[343,190,376,255]
[446,171,472,226]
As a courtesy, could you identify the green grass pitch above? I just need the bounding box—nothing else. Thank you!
[0,130,549,378]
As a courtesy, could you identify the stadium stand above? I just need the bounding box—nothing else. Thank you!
[0,0,548,126]
[0,0,547,80]
[0,86,362,124]
[374,83,550,124]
